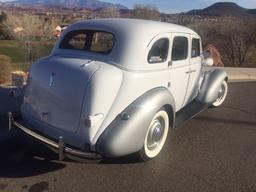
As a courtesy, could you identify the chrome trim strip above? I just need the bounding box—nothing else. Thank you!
[13,121,59,149]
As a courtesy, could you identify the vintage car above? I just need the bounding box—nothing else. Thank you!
[9,19,228,161]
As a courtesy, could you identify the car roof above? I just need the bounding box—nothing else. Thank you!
[69,18,198,37]
[53,19,200,71]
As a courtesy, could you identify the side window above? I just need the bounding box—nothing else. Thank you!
[191,38,201,58]
[171,36,188,61]
[65,33,87,50]
[91,32,114,54]
[148,38,169,64]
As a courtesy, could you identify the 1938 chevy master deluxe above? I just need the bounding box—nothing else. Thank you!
[9,19,228,161]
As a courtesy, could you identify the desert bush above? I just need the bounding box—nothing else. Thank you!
[189,18,256,67]
[132,4,160,21]
[0,12,10,40]
[0,55,12,84]
[4,15,56,65]
[99,7,121,18]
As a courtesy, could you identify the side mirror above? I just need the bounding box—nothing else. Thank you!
[202,58,214,66]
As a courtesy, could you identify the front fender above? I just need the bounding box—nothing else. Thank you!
[197,69,228,104]
[96,87,175,158]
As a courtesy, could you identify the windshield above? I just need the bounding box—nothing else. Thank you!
[60,30,114,55]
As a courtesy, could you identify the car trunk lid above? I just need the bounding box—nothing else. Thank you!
[22,56,100,133]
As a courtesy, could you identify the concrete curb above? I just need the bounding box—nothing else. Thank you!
[213,67,256,82]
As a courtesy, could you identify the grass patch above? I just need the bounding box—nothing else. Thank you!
[0,40,17,47]
[0,40,27,63]
[0,46,27,63]
[0,40,54,70]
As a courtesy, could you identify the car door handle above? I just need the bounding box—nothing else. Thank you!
[186,70,197,74]
[168,61,172,67]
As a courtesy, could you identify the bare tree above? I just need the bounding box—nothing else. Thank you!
[0,12,8,39]
[132,4,160,21]
[99,7,121,18]
[0,55,11,84]
[217,20,256,67]
[4,15,56,65]
[189,18,256,67]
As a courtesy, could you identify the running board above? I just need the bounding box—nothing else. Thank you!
[175,100,210,128]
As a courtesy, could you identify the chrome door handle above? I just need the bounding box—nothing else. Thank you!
[168,61,172,66]
[186,70,197,74]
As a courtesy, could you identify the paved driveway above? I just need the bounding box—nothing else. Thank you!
[0,82,255,192]
[0,87,23,141]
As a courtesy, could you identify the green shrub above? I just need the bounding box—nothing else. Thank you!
[0,55,12,84]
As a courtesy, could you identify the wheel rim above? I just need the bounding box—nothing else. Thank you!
[216,83,226,103]
[212,81,228,107]
[147,118,165,150]
[144,110,169,158]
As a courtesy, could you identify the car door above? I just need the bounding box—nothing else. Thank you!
[183,35,202,105]
[168,33,190,111]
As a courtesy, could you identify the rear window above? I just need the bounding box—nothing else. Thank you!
[60,30,114,54]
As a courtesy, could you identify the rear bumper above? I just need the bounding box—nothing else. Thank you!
[8,112,102,161]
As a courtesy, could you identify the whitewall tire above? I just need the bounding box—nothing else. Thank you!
[139,110,169,161]
[212,80,228,107]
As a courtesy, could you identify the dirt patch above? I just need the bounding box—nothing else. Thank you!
[0,183,8,190]
[28,181,49,192]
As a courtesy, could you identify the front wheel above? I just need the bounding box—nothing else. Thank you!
[138,110,169,161]
[212,80,228,107]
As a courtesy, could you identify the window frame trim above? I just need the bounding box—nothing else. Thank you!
[191,37,201,58]
[147,37,170,64]
[171,36,189,62]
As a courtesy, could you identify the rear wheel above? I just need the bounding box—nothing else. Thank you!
[212,80,228,107]
[138,110,169,161]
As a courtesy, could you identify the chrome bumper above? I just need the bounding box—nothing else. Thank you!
[8,112,102,161]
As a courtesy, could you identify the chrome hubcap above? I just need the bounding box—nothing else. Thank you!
[147,118,164,150]
[216,83,225,102]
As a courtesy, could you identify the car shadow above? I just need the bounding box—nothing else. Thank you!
[100,153,143,164]
[194,116,256,127]
[0,136,66,178]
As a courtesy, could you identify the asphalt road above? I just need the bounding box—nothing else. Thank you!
[0,82,256,192]
[0,87,23,142]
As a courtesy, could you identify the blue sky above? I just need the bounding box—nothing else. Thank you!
[0,0,256,13]
[107,0,256,13]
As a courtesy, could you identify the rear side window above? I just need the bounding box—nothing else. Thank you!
[191,38,201,58]
[60,30,114,54]
[66,33,87,50]
[148,38,169,64]
[91,32,114,53]
[171,36,188,61]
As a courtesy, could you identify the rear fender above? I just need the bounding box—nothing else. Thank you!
[96,87,175,158]
[197,69,228,104]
